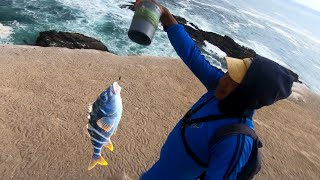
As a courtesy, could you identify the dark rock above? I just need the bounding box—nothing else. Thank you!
[120,2,135,11]
[35,30,109,51]
[173,15,256,59]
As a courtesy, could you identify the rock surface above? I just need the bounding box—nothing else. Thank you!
[35,30,109,51]
[173,15,256,59]
[0,45,319,180]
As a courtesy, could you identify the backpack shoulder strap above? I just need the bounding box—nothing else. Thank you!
[181,115,251,168]
[209,124,259,147]
[209,124,262,180]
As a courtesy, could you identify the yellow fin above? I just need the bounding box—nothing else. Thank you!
[105,141,114,152]
[88,156,108,170]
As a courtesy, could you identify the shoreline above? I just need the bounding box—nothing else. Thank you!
[0,45,319,179]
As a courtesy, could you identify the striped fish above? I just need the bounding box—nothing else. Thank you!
[87,82,123,170]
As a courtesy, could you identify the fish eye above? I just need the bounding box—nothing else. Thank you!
[100,91,109,101]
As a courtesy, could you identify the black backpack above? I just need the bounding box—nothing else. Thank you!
[180,97,262,180]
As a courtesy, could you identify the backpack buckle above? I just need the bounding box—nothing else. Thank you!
[186,110,193,119]
[181,110,193,128]
[257,139,263,148]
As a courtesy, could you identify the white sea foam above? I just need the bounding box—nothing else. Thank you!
[170,6,212,33]
[0,23,13,39]
[175,0,193,9]
[169,1,206,30]
[201,41,225,69]
[315,64,320,71]
[247,19,265,29]
[52,0,177,57]
[192,0,236,15]
[56,0,108,18]
[56,0,133,31]
[227,22,241,31]
[241,9,297,32]
[171,0,233,33]
[185,22,198,30]
[240,9,267,20]
[245,40,290,68]
[227,20,265,32]
[271,26,298,46]
[240,9,320,45]
[241,9,290,33]
[203,40,227,59]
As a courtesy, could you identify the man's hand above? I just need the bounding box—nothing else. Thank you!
[134,0,178,28]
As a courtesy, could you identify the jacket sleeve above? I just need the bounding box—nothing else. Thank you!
[205,135,253,180]
[165,24,224,90]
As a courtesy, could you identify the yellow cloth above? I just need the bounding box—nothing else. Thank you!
[225,57,252,83]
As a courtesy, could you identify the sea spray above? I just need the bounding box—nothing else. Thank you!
[0,23,13,39]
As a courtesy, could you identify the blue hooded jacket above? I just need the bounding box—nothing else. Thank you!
[140,24,293,180]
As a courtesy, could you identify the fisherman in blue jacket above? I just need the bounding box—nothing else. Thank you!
[137,1,294,179]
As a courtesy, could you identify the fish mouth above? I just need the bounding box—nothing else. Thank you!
[112,82,122,94]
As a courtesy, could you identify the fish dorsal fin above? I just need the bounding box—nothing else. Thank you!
[87,103,93,120]
[97,117,115,132]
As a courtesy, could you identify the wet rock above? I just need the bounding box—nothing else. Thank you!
[174,15,256,59]
[35,30,109,51]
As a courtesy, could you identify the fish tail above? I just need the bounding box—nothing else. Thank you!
[88,156,108,170]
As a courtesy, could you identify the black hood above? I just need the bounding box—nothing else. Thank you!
[219,55,294,114]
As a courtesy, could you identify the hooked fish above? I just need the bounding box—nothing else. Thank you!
[87,82,123,170]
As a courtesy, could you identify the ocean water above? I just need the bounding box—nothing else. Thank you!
[0,0,320,94]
